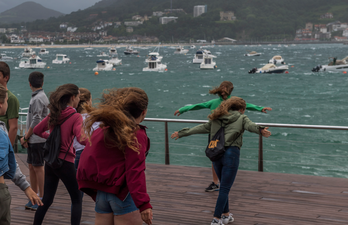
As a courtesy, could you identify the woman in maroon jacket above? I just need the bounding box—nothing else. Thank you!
[77,87,153,225]
[33,84,83,225]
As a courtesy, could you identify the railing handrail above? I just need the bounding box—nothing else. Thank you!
[17,114,348,171]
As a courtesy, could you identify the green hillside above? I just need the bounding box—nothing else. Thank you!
[0,1,64,24]
[5,0,348,41]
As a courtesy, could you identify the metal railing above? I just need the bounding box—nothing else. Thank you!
[143,118,348,172]
[18,113,348,172]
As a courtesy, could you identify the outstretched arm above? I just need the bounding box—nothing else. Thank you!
[261,107,272,113]
[174,100,214,116]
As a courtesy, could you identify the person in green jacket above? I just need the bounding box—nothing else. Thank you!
[171,97,271,225]
[174,81,272,192]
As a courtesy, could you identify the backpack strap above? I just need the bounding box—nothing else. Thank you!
[59,112,77,160]
[60,112,76,125]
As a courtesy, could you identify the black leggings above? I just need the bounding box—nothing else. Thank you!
[33,161,82,225]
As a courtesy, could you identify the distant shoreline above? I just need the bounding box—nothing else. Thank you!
[0,41,346,49]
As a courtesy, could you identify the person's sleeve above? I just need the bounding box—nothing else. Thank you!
[246,102,264,112]
[30,99,45,129]
[73,115,87,146]
[125,131,152,212]
[11,162,31,191]
[33,116,50,139]
[242,115,262,135]
[178,120,211,138]
[7,95,19,120]
[178,99,214,114]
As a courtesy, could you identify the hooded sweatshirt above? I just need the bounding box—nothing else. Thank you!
[33,107,84,164]
[178,110,263,149]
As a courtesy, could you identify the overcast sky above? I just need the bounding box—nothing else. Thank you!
[0,0,102,14]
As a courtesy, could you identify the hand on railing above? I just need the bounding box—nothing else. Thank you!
[171,131,179,140]
[261,127,271,138]
[174,110,181,116]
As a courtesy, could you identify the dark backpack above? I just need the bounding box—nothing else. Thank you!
[205,120,242,162]
[43,112,76,169]
[205,121,226,161]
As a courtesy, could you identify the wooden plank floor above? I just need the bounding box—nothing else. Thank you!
[7,153,348,225]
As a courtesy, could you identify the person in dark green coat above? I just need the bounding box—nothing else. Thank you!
[174,81,272,192]
[171,97,271,225]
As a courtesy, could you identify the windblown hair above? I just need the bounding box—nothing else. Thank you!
[83,87,148,153]
[208,97,246,120]
[0,83,7,103]
[48,84,79,127]
[76,88,91,113]
[0,62,10,83]
[209,81,234,97]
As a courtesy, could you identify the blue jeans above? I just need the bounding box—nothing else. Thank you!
[74,150,84,199]
[212,146,240,218]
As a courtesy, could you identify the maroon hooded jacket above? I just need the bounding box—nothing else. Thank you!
[34,106,84,164]
[77,125,152,212]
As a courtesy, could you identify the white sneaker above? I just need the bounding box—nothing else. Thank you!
[221,213,234,224]
[211,218,223,225]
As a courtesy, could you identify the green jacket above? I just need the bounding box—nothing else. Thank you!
[178,110,263,149]
[178,95,264,114]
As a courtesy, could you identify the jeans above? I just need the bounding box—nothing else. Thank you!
[74,149,84,199]
[212,146,240,218]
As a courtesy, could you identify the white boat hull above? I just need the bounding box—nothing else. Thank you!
[193,58,203,64]
[245,53,261,57]
[256,65,289,74]
[143,64,167,72]
[200,62,216,70]
[93,65,113,71]
[319,65,348,72]
[52,59,70,64]
[269,59,285,64]
[19,63,46,69]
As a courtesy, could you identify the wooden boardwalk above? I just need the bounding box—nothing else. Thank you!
[7,153,348,225]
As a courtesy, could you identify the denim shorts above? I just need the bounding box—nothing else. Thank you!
[95,190,138,215]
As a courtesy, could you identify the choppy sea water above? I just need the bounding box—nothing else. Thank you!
[3,43,348,178]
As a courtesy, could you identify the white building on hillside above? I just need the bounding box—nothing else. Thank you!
[159,17,178,24]
[193,5,207,17]
[343,28,348,37]
[0,28,6,33]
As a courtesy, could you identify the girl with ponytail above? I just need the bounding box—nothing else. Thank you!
[33,83,84,225]
[77,87,153,225]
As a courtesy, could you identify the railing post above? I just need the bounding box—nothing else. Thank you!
[258,134,263,172]
[165,122,170,165]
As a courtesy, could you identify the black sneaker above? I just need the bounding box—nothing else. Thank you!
[205,182,219,192]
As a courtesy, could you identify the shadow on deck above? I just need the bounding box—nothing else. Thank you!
[8,153,348,225]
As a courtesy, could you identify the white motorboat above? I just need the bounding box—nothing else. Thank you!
[269,55,285,64]
[97,52,109,57]
[174,46,189,54]
[245,51,261,57]
[84,46,93,50]
[312,56,348,72]
[93,59,113,71]
[0,53,13,61]
[109,47,117,54]
[143,55,167,72]
[109,55,122,66]
[124,46,139,55]
[190,45,196,49]
[19,55,46,69]
[52,54,70,64]
[39,48,49,55]
[21,47,35,57]
[200,53,217,70]
[248,63,289,74]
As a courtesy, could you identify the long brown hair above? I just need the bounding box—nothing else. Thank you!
[208,97,246,120]
[48,84,79,127]
[76,88,91,113]
[209,81,234,97]
[83,87,148,153]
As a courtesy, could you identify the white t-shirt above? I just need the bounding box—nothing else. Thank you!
[73,113,100,152]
